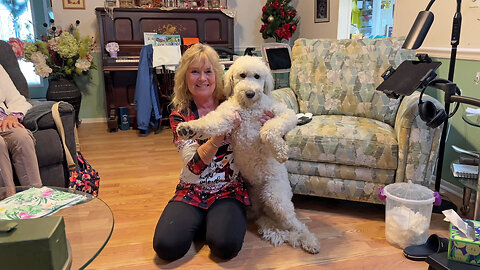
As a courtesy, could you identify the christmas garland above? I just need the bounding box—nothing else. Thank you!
[260,0,299,42]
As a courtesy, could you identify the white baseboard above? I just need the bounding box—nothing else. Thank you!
[80,118,107,123]
[439,178,470,202]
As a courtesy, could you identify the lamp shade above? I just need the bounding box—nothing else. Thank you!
[402,11,434,49]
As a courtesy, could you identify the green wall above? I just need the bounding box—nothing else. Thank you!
[428,58,480,186]
[75,52,106,119]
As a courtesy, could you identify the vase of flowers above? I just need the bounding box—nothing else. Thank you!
[260,0,299,43]
[46,78,82,125]
[12,20,96,125]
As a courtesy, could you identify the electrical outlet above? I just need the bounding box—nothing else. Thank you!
[476,72,480,85]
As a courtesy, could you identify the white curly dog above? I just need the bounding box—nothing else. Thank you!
[176,56,320,254]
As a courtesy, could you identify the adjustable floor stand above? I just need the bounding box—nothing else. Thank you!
[432,0,462,213]
[377,0,480,213]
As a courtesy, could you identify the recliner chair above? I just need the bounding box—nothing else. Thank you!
[272,37,444,204]
[0,40,77,187]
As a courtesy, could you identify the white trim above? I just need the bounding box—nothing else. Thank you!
[440,178,464,200]
[417,47,480,61]
[80,117,106,123]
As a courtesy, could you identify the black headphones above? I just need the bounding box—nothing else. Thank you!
[418,79,461,128]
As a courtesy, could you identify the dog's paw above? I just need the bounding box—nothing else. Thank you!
[299,231,321,254]
[259,228,287,247]
[301,238,320,254]
[261,131,289,163]
[176,123,198,139]
[271,141,289,163]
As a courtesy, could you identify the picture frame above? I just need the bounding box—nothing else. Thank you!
[314,0,330,23]
[154,34,181,46]
[62,0,85,9]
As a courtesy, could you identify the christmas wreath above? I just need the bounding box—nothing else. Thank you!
[260,0,299,42]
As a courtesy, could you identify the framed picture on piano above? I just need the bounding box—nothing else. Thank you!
[62,0,85,9]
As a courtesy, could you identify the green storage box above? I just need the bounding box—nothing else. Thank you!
[448,219,480,266]
[0,216,69,270]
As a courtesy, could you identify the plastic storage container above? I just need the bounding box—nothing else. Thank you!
[382,181,435,249]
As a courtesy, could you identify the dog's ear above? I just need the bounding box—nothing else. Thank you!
[223,67,235,97]
[264,70,274,95]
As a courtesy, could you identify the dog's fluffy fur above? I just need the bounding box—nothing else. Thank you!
[176,56,320,254]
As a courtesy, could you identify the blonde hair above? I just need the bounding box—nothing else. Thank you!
[171,43,224,111]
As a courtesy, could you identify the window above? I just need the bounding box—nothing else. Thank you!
[350,0,395,39]
[0,0,41,85]
[338,0,395,40]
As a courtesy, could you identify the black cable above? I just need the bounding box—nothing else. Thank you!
[425,0,436,11]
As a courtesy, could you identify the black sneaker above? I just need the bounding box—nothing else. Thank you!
[138,129,149,137]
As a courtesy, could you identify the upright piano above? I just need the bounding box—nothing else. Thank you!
[95,7,234,132]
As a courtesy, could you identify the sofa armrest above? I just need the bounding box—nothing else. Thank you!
[24,100,77,165]
[394,92,443,185]
[24,101,74,131]
[271,87,300,114]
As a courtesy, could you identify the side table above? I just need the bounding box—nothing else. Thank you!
[0,186,114,270]
[453,175,480,220]
[454,109,480,219]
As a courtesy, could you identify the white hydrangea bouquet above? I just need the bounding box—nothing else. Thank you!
[105,42,119,57]
[22,21,96,79]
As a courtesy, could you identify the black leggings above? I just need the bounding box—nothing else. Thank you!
[153,199,247,261]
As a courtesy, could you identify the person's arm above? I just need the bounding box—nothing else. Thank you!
[197,135,225,164]
[0,64,31,116]
[170,111,219,174]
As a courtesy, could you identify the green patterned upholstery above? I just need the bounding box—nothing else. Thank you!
[272,37,443,204]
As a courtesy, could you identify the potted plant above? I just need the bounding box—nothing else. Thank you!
[10,20,96,125]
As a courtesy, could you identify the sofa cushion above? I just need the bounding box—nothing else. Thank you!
[289,37,415,126]
[288,174,385,204]
[286,115,398,170]
[286,160,395,184]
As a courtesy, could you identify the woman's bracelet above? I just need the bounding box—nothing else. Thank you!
[209,139,220,148]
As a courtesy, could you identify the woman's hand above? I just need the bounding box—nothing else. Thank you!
[0,115,24,131]
[260,110,275,125]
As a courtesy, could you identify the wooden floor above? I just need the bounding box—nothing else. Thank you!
[79,122,466,270]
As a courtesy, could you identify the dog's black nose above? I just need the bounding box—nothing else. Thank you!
[245,90,255,99]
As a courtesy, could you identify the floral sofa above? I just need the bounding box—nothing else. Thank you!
[272,37,443,204]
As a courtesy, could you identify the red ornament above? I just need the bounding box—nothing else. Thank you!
[272,0,280,8]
